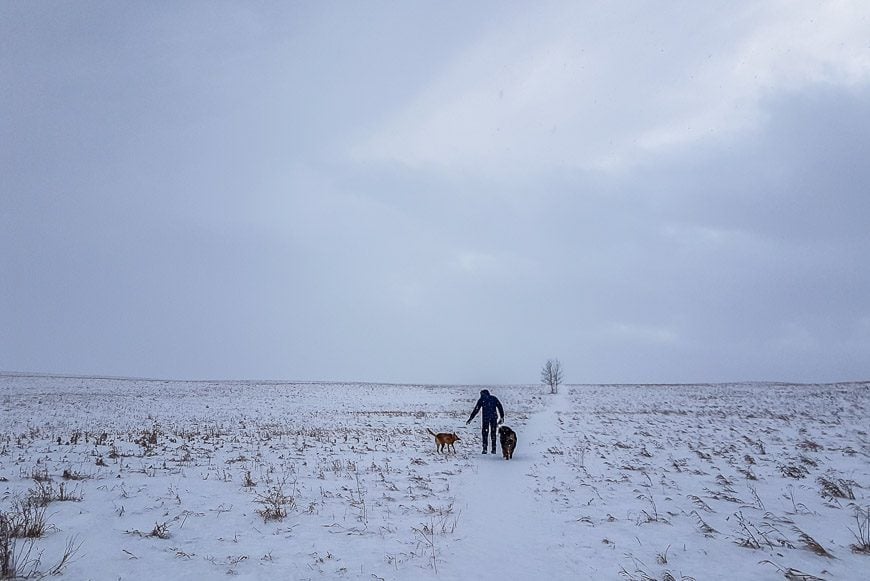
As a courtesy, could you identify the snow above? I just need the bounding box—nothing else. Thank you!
[1,374,868,579]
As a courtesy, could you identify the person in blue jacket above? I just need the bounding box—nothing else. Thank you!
[466,389,505,454]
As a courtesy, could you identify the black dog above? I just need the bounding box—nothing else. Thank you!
[498,425,517,460]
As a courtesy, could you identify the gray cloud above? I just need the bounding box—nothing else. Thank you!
[2,2,869,384]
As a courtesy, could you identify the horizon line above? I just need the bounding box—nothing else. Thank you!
[1,369,867,388]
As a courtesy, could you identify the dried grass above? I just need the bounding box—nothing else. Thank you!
[817,475,855,501]
[793,527,833,558]
[779,464,809,479]
[849,506,870,555]
[255,478,297,522]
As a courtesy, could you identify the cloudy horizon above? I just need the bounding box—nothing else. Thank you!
[2,1,869,385]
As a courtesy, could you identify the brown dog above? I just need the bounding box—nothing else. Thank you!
[427,428,460,454]
[498,425,517,460]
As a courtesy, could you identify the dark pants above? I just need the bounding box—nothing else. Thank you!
[481,417,498,452]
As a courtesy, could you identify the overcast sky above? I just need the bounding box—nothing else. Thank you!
[2,1,869,385]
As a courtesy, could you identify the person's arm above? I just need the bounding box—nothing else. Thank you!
[495,399,504,423]
[466,399,482,424]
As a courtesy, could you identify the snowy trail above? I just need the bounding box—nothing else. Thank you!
[442,389,592,580]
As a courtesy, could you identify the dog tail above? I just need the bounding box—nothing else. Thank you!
[426,428,436,437]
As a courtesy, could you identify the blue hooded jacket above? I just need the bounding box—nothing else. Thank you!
[467,389,504,423]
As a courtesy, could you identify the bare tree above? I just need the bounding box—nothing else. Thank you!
[541,359,563,394]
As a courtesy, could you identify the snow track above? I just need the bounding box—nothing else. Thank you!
[444,389,591,579]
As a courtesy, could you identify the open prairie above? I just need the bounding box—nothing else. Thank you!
[1,374,867,579]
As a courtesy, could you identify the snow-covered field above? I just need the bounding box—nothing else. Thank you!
[1,374,867,580]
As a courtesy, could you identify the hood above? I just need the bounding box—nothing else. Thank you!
[480,389,490,397]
